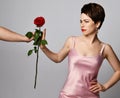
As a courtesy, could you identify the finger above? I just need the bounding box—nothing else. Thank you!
[89,86,100,93]
[89,85,98,91]
[89,82,104,93]
[89,84,98,91]
[89,84,97,90]
[90,81,97,85]
[42,28,46,40]
[92,89,100,93]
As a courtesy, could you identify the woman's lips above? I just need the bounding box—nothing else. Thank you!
[81,29,86,32]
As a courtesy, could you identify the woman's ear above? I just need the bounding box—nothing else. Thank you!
[96,21,101,29]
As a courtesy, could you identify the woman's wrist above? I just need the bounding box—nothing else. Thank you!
[101,84,109,92]
[40,44,46,50]
[101,84,106,92]
[23,36,32,42]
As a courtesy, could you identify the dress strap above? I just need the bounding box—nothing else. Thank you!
[72,36,76,48]
[100,44,105,55]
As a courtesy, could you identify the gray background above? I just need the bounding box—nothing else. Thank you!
[0,0,120,98]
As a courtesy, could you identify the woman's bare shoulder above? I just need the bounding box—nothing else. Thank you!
[64,36,79,49]
[102,42,114,57]
[103,43,112,50]
[65,35,78,42]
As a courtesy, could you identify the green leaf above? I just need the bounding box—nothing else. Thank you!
[33,29,43,45]
[33,39,40,45]
[41,40,48,45]
[35,29,41,34]
[34,33,40,42]
[34,46,38,53]
[27,49,33,56]
[25,32,33,39]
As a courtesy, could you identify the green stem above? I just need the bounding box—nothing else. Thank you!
[34,45,39,89]
[34,27,41,89]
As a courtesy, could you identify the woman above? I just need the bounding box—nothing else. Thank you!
[0,26,32,42]
[40,3,120,98]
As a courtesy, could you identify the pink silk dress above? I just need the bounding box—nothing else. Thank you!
[59,37,105,98]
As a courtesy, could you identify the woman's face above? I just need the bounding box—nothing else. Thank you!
[80,13,98,36]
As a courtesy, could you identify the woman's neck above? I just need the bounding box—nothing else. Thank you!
[82,34,99,44]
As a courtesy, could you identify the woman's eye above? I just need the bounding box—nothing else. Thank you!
[85,20,89,23]
[80,20,82,23]
[80,20,89,23]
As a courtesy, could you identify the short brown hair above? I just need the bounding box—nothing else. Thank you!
[81,3,105,29]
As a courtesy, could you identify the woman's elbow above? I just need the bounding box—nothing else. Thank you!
[118,70,120,79]
[54,58,62,63]
[53,56,63,63]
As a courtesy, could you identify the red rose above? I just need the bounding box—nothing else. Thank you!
[34,16,45,27]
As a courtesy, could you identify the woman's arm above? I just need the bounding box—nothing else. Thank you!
[89,44,120,93]
[0,26,32,42]
[102,44,120,90]
[40,29,72,63]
